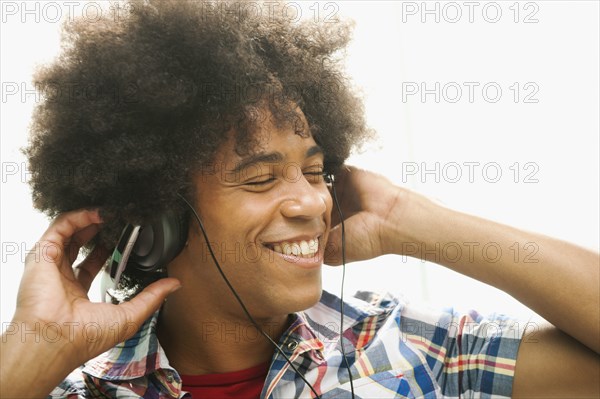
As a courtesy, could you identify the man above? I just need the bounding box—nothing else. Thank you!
[1,0,598,397]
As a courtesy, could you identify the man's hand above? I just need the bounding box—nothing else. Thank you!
[323,165,599,353]
[324,166,429,265]
[324,165,599,395]
[0,209,181,398]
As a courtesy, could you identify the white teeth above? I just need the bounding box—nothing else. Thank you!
[282,242,292,255]
[300,240,309,254]
[291,243,301,256]
[269,238,319,257]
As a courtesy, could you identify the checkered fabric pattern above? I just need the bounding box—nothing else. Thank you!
[49,290,524,398]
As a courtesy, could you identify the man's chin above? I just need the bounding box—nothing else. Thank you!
[283,281,324,314]
[250,280,323,319]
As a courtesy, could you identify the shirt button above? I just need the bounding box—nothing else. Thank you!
[286,340,299,351]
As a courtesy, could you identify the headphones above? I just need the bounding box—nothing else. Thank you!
[103,210,188,301]
[100,173,353,398]
[103,173,335,300]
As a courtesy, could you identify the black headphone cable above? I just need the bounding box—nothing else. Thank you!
[177,193,322,398]
[176,173,356,399]
[328,174,356,398]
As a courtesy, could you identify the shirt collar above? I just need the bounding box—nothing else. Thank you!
[81,290,400,381]
[284,290,400,357]
[82,311,174,381]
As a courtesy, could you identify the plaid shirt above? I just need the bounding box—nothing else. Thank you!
[49,290,524,398]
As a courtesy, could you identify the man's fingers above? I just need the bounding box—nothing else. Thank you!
[41,210,102,252]
[325,214,373,266]
[74,244,110,291]
[25,209,102,271]
[324,224,343,266]
[330,167,363,219]
[66,223,102,264]
[115,278,182,340]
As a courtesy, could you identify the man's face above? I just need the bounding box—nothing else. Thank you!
[181,109,333,319]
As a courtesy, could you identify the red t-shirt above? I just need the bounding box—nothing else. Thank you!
[180,362,270,399]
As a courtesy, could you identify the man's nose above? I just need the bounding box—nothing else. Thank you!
[279,175,328,219]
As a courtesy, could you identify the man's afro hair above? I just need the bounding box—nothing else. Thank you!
[26,0,372,252]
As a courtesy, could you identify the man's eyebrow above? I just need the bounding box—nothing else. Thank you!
[306,145,324,159]
[231,152,284,174]
[231,145,324,174]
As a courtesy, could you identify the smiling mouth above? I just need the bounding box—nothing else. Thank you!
[263,237,320,258]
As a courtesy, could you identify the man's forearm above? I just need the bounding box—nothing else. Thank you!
[391,194,600,353]
[0,331,76,398]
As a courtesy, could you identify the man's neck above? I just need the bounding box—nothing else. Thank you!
[156,293,291,376]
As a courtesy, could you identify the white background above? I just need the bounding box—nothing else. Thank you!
[1,1,599,329]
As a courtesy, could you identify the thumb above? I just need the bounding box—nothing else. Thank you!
[325,213,377,266]
[324,224,343,266]
[116,277,181,340]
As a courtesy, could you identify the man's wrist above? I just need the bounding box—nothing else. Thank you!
[382,187,449,257]
[1,327,77,397]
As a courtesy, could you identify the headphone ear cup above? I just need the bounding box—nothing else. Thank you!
[130,211,189,272]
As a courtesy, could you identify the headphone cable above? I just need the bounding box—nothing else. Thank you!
[328,175,356,398]
[177,173,356,399]
[177,193,322,398]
